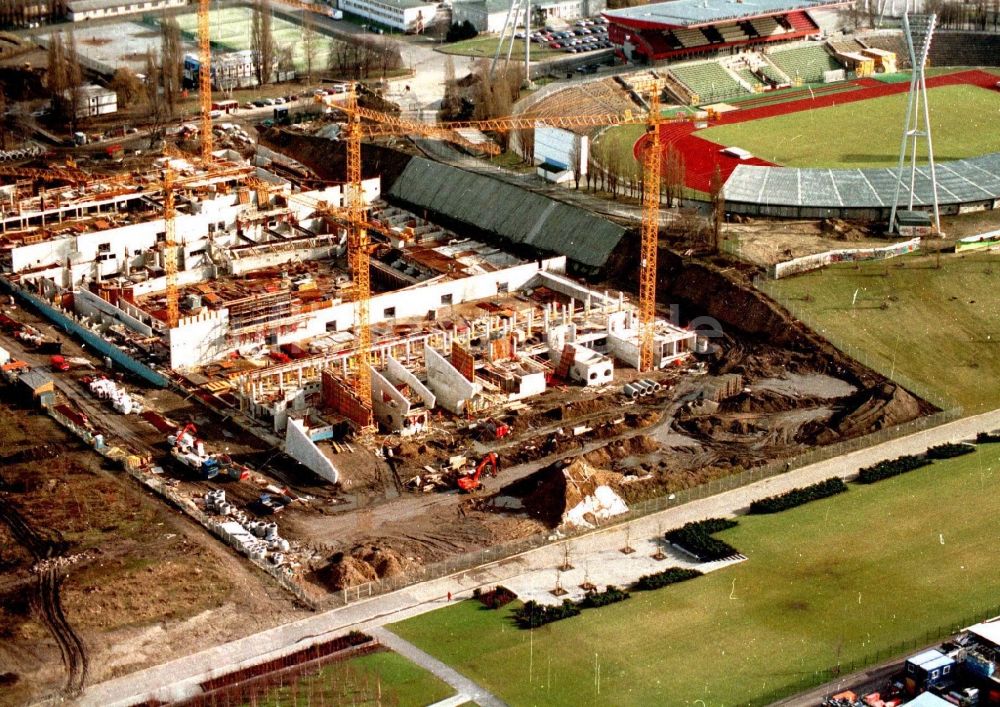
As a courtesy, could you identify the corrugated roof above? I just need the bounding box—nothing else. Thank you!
[724,151,1000,208]
[388,158,627,270]
[19,369,53,390]
[604,0,836,28]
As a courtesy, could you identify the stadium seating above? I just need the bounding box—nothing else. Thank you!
[740,20,759,38]
[719,24,749,43]
[641,30,675,55]
[863,30,1000,69]
[670,60,748,101]
[751,17,785,38]
[736,67,766,89]
[674,27,711,47]
[785,10,818,33]
[768,45,842,83]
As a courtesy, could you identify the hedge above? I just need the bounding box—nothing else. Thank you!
[748,477,847,514]
[634,567,703,591]
[856,454,931,484]
[579,585,630,609]
[665,518,740,562]
[926,442,976,459]
[474,585,517,609]
[977,431,1000,444]
[514,599,581,628]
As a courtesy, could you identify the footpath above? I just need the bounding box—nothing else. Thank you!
[78,406,1000,707]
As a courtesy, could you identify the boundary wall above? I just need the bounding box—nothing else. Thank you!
[768,237,921,279]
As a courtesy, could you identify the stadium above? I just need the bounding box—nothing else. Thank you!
[525,0,1000,223]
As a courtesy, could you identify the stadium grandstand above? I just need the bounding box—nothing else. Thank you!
[602,0,849,64]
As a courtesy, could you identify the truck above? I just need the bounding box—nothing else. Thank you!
[50,355,70,372]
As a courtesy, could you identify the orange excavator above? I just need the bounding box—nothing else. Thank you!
[457,452,500,493]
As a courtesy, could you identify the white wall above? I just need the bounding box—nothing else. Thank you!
[425,343,479,414]
[284,418,340,485]
[73,288,153,336]
[169,308,230,369]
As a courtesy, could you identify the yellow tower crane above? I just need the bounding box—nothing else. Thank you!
[334,88,680,374]
[163,164,180,329]
[198,0,212,161]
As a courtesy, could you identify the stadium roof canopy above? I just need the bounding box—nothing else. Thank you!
[603,0,845,29]
[723,152,1000,209]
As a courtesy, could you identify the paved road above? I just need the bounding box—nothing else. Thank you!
[370,627,507,707]
[77,405,1000,707]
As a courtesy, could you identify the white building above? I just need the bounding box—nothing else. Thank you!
[451,0,510,33]
[64,84,118,118]
[66,0,186,22]
[338,0,437,32]
[184,51,258,91]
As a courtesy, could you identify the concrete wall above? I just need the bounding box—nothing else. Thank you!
[425,343,479,414]
[371,365,412,432]
[169,308,230,370]
[387,355,435,408]
[73,288,154,337]
[284,418,339,485]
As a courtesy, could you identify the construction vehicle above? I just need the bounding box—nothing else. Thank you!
[50,355,70,372]
[478,418,511,440]
[457,452,500,492]
[168,423,221,480]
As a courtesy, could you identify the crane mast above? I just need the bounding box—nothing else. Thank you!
[639,91,662,373]
[198,0,212,161]
[345,88,372,408]
[163,166,179,329]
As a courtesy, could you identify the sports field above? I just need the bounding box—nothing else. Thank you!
[173,7,343,72]
[391,442,1000,705]
[697,84,1000,168]
[764,252,1000,412]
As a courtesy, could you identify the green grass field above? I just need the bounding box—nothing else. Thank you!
[696,84,1000,168]
[391,443,1000,705]
[255,649,454,706]
[766,252,1000,412]
[437,37,563,61]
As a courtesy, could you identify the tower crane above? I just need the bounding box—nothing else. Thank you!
[333,86,683,373]
[163,163,179,329]
[198,0,213,161]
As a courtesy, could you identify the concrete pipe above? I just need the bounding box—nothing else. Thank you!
[623,383,643,400]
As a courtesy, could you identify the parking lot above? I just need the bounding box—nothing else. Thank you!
[524,16,612,55]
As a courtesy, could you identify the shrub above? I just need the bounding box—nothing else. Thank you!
[664,518,740,562]
[856,455,931,483]
[633,567,703,591]
[579,585,630,609]
[477,585,517,609]
[446,20,478,43]
[977,431,1000,444]
[926,442,976,459]
[513,599,581,628]
[748,477,847,514]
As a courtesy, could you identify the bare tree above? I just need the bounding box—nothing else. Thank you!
[569,137,581,189]
[160,15,183,113]
[663,144,686,207]
[251,0,276,85]
[302,10,316,84]
[709,164,725,252]
[111,67,143,109]
[144,49,169,146]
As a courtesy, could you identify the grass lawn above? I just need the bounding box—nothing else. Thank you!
[696,84,1000,167]
[765,252,1000,412]
[255,649,454,706]
[437,37,563,61]
[391,443,1000,706]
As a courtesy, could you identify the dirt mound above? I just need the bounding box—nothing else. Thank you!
[317,544,416,590]
[260,129,414,187]
[815,383,928,444]
[717,389,828,415]
[500,459,623,527]
[582,434,660,468]
[822,218,870,242]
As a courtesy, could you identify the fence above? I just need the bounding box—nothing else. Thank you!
[0,277,169,388]
[767,237,922,279]
[751,601,1000,705]
[323,398,962,608]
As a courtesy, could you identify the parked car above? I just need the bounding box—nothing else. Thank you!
[252,99,267,107]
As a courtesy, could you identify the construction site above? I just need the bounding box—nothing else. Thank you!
[1,0,983,701]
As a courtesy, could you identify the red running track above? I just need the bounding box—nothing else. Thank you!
[634,69,1000,192]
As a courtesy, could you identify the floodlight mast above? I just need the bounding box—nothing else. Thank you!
[888,13,941,235]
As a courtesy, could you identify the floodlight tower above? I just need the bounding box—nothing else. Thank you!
[888,13,941,235]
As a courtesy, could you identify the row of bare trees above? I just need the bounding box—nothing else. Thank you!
[46,31,82,130]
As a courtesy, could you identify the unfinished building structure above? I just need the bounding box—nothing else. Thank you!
[0,153,697,485]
